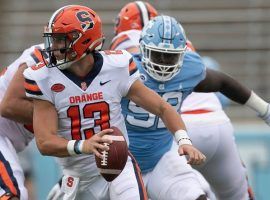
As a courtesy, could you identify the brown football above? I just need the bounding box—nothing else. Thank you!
[95,126,128,182]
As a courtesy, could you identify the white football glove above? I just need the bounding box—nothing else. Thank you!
[47,179,64,200]
[259,104,270,126]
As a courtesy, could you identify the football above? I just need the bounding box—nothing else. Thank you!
[95,126,128,182]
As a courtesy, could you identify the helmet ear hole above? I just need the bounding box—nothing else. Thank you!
[70,51,77,58]
[71,32,79,40]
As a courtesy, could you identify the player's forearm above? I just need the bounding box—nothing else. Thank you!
[194,69,251,104]
[0,98,33,124]
[35,134,70,157]
[159,103,192,145]
[195,69,270,119]
[218,75,251,105]
[33,99,72,157]
[159,102,186,133]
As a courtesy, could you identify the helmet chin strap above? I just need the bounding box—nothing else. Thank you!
[56,52,87,70]
[56,37,104,70]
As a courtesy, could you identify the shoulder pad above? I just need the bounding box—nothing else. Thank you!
[110,33,130,50]
[177,51,206,88]
[182,51,206,76]
[100,50,132,68]
[110,30,141,50]
[24,63,50,81]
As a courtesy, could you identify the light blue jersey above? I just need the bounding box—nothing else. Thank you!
[121,51,206,173]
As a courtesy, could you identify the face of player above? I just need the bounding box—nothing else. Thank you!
[150,51,181,66]
[51,34,71,61]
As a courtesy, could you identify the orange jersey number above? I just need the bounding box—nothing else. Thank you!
[104,50,123,55]
[67,102,110,140]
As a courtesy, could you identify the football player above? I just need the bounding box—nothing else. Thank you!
[23,5,205,200]
[111,1,158,54]
[0,44,44,200]
[112,2,213,200]
[111,2,257,199]
[181,57,255,200]
[114,11,266,200]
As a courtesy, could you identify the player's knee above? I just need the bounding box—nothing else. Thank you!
[196,194,207,200]
[110,176,141,199]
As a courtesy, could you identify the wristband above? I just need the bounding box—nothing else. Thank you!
[245,91,268,116]
[67,140,85,155]
[174,130,192,146]
[74,140,84,154]
[67,140,77,156]
[78,140,84,153]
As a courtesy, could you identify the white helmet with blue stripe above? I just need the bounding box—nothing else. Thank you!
[140,15,187,82]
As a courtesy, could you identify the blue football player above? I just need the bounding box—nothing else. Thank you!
[121,15,268,200]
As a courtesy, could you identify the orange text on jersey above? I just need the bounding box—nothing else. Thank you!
[69,92,103,104]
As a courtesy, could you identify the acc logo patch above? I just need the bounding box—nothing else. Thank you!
[51,83,65,92]
[140,74,147,82]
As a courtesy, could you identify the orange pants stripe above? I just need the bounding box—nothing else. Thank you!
[0,152,19,198]
[128,151,148,200]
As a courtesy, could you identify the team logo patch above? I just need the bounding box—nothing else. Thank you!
[76,11,94,31]
[51,83,65,92]
[140,74,147,82]
[100,80,111,86]
[81,82,88,91]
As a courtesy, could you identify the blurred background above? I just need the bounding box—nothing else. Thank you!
[0,0,269,199]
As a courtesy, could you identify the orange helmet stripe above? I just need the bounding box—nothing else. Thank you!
[135,1,150,28]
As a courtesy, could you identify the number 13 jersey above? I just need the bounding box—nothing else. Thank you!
[23,50,139,178]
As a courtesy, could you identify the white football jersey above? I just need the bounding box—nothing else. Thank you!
[24,50,140,178]
[181,92,223,113]
[110,30,141,50]
[0,43,44,152]
[0,44,44,100]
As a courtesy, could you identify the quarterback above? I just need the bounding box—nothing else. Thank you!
[23,5,205,200]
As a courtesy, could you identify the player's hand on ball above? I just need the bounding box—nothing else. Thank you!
[178,144,206,165]
[82,129,113,158]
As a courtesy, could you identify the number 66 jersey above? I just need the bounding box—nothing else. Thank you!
[23,50,139,178]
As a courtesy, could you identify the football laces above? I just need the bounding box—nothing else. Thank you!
[101,143,109,166]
